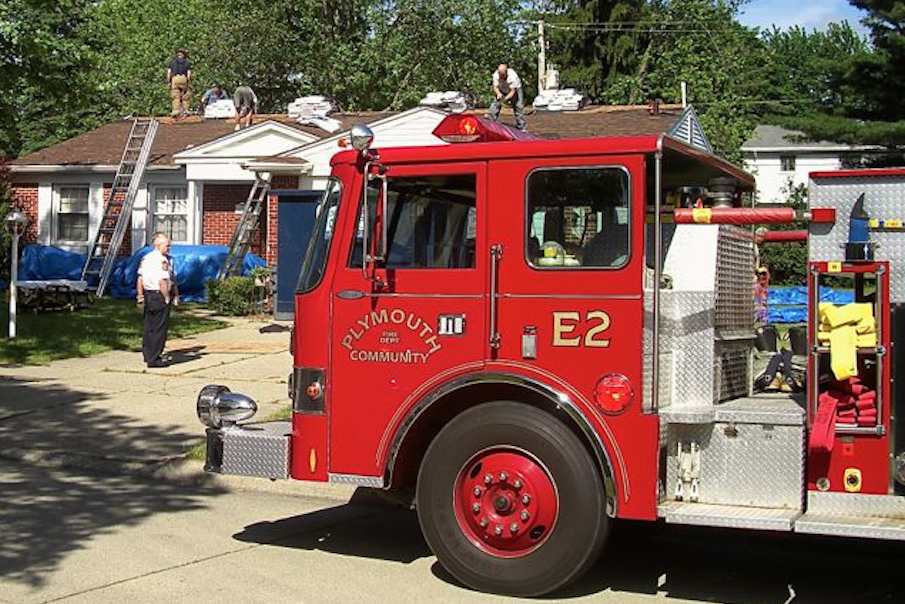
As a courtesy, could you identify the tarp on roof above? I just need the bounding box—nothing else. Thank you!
[15,244,265,302]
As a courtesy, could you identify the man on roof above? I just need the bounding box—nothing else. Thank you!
[200,84,229,115]
[166,49,193,117]
[488,63,527,132]
[233,85,258,131]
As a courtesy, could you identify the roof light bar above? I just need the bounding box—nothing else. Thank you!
[432,114,537,144]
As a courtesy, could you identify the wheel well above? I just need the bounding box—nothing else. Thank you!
[388,381,615,511]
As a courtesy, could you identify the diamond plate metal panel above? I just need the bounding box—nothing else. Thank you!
[794,514,905,540]
[659,501,799,531]
[810,176,905,302]
[329,473,385,488]
[666,404,805,508]
[714,395,806,426]
[222,421,291,479]
[806,491,905,519]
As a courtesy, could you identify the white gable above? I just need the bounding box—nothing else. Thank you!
[174,120,319,164]
[283,107,449,178]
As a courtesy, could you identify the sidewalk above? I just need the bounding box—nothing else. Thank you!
[0,317,354,500]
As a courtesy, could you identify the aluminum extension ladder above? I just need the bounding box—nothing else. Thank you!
[218,175,271,279]
[81,117,158,296]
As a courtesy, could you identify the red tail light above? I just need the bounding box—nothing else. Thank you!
[594,374,634,415]
[432,114,538,143]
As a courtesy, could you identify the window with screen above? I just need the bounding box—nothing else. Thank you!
[56,186,90,241]
[526,167,630,269]
[351,173,477,269]
[154,187,189,242]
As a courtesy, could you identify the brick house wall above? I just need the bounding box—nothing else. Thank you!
[102,184,132,255]
[202,174,298,267]
[10,183,39,244]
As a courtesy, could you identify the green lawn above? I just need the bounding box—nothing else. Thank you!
[0,297,227,365]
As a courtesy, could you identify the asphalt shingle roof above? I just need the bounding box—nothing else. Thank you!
[13,105,684,167]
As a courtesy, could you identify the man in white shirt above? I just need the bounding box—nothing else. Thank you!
[489,63,527,131]
[137,233,179,367]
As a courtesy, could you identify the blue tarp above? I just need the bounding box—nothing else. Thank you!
[16,244,265,302]
[767,286,855,324]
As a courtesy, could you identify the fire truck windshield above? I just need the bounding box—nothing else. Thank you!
[296,178,342,293]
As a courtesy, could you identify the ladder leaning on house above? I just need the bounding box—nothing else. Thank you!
[218,174,271,279]
[81,117,159,297]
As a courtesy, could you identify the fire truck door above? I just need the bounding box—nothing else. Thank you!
[485,156,658,519]
[329,163,487,477]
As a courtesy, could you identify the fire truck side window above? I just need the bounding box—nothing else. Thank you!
[526,167,630,268]
[350,173,477,269]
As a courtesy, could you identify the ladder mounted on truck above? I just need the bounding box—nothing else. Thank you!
[218,174,271,279]
[81,117,159,296]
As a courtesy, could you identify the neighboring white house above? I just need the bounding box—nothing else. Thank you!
[742,125,877,204]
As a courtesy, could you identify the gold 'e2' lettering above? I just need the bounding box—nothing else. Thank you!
[552,311,581,347]
[584,311,611,348]
[551,310,612,347]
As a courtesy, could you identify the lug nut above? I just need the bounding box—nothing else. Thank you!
[479,518,489,528]
[494,525,503,536]
[499,472,508,481]
[472,502,481,513]
[473,487,482,497]
[521,510,529,521]
[484,474,493,485]
[513,479,522,489]
[510,522,519,533]
[522,494,531,505]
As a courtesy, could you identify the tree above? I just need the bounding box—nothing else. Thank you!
[0,0,101,158]
[777,1,905,154]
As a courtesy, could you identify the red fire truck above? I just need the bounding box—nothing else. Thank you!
[197,116,905,596]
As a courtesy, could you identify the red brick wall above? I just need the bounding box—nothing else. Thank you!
[10,183,39,244]
[202,183,264,258]
[102,184,132,255]
[203,175,298,267]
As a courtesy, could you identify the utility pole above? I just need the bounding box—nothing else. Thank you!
[538,20,546,93]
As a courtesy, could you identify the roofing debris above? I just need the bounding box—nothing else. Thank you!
[288,95,343,133]
[533,88,588,112]
[203,100,236,119]
[419,91,474,113]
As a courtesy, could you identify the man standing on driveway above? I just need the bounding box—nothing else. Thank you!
[166,49,193,117]
[488,63,527,131]
[137,233,179,368]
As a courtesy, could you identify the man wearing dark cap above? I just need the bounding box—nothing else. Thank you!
[166,49,193,117]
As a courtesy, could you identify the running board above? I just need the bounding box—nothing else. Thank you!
[794,514,905,540]
[659,501,800,531]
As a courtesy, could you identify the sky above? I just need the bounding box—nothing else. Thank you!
[737,0,868,34]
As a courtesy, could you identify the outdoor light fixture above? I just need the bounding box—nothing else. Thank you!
[197,384,258,428]
[6,209,28,339]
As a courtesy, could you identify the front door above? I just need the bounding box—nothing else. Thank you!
[486,155,659,519]
[329,162,487,477]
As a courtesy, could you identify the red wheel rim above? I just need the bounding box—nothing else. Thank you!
[453,447,559,558]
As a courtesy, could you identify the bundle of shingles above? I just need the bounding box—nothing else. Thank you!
[288,96,343,133]
[419,91,473,113]
[204,99,236,119]
[533,88,587,112]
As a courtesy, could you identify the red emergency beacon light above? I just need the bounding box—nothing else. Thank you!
[432,114,538,143]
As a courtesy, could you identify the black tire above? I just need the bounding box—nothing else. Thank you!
[416,401,609,596]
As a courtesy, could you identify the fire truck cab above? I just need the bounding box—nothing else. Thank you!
[197,116,905,596]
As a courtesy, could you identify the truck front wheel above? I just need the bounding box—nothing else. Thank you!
[416,401,608,596]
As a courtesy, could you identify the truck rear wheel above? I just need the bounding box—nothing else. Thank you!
[416,401,608,596]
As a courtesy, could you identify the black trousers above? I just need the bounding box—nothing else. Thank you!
[142,291,171,363]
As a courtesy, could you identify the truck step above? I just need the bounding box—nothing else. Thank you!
[658,500,800,531]
[795,513,905,541]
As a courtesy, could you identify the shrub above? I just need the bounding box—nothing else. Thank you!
[206,276,257,316]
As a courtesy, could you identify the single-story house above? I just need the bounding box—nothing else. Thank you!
[742,125,879,205]
[9,103,703,266]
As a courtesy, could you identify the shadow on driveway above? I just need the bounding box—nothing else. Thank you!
[0,377,226,588]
